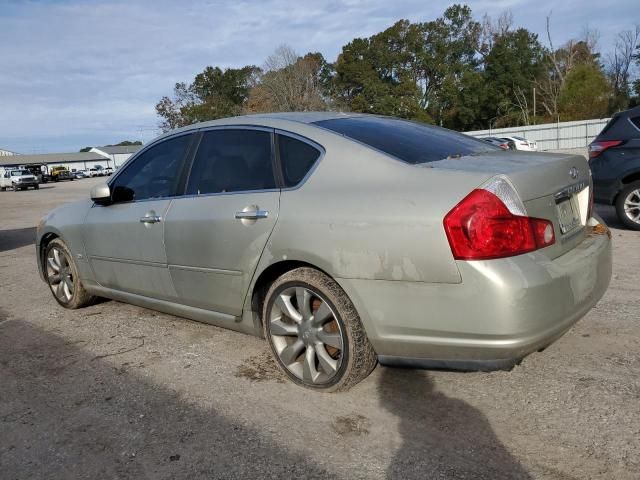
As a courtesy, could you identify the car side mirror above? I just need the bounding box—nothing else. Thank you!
[90,183,112,205]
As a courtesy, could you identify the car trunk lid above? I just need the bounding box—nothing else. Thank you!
[426,151,591,259]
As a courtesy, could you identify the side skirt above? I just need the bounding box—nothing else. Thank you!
[87,285,258,336]
[377,355,521,372]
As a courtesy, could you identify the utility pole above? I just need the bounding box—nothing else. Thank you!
[533,87,536,125]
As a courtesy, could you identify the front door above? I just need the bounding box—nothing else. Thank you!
[164,128,280,316]
[83,133,194,299]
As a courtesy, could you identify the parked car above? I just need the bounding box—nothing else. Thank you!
[0,168,39,191]
[36,113,612,391]
[74,170,89,179]
[479,137,510,149]
[19,164,46,183]
[104,167,114,175]
[89,166,107,177]
[500,136,538,151]
[50,166,74,182]
[589,105,640,230]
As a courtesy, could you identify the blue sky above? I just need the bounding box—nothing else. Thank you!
[0,0,637,153]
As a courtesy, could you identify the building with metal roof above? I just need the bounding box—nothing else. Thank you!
[0,151,113,174]
[1,148,19,156]
[90,145,142,168]
[0,145,142,173]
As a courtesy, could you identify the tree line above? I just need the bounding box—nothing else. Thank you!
[156,4,640,132]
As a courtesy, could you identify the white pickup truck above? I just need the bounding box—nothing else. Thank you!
[0,168,39,191]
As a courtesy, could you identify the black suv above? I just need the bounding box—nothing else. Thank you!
[590,106,640,230]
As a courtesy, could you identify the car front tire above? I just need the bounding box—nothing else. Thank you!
[263,267,377,392]
[44,238,96,309]
[615,180,640,231]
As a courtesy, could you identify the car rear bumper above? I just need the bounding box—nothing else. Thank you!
[336,219,612,370]
[593,177,620,204]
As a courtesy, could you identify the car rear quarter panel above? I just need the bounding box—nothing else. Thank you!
[253,122,492,285]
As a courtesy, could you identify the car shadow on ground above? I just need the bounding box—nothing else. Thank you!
[0,227,36,253]
[378,367,532,479]
[0,319,337,479]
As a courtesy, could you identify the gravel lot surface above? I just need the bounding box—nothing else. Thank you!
[1,178,638,479]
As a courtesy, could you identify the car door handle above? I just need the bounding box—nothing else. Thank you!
[139,215,162,224]
[235,210,269,220]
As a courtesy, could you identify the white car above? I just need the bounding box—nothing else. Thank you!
[0,168,39,191]
[500,136,538,152]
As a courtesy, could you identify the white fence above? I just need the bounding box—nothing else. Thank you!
[465,118,610,151]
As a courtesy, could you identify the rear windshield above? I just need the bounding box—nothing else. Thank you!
[313,116,498,164]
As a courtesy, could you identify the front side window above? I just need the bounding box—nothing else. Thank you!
[186,129,275,195]
[110,134,192,202]
[277,134,321,187]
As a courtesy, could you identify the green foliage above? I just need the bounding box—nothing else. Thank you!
[155,4,639,132]
[156,66,260,132]
[559,64,611,120]
[107,140,143,147]
[483,28,546,126]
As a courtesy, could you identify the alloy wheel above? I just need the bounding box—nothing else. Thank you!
[46,246,75,303]
[269,286,344,385]
[623,188,640,225]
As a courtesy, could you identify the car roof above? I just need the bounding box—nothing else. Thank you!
[151,111,380,145]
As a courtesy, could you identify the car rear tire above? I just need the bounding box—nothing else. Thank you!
[615,180,640,231]
[44,238,96,309]
[262,267,377,392]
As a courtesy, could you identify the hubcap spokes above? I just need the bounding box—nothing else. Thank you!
[624,189,640,223]
[46,247,74,302]
[269,287,344,385]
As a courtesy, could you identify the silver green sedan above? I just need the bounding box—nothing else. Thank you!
[36,113,612,391]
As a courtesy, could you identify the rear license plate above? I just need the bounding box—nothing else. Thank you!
[556,196,580,234]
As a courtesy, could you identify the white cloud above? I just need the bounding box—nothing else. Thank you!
[0,0,636,152]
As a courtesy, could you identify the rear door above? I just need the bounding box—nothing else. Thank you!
[164,128,280,316]
[83,133,194,299]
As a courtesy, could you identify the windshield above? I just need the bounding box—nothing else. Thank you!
[313,116,498,164]
[11,170,31,176]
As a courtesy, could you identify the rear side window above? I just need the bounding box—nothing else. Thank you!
[313,116,497,164]
[186,129,275,195]
[277,134,321,187]
[630,116,640,131]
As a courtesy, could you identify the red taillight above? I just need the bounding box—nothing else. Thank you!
[499,143,509,150]
[589,140,622,159]
[444,189,555,260]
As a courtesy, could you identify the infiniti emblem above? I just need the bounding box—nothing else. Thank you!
[569,167,579,180]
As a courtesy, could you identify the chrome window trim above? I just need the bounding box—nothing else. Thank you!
[174,187,281,201]
[102,124,326,204]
